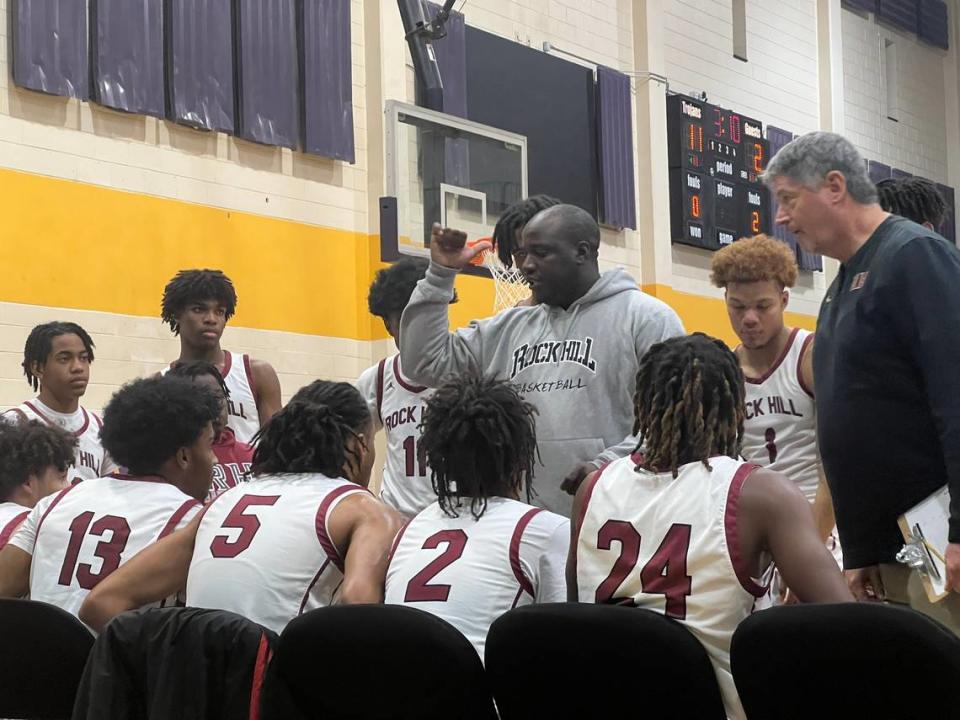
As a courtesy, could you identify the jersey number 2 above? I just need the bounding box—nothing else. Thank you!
[404,529,468,602]
[210,495,280,558]
[594,521,692,619]
[58,512,131,590]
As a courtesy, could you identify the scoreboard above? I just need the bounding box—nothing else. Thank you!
[667,93,771,250]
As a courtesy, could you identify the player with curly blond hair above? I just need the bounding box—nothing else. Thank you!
[711,235,839,604]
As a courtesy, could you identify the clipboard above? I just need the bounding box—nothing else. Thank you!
[898,486,950,603]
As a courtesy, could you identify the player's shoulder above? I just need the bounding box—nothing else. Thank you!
[1,404,29,423]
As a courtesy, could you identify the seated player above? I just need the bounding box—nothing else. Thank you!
[2,321,113,482]
[168,361,254,501]
[356,257,456,516]
[161,268,282,442]
[0,421,75,548]
[570,334,852,720]
[384,373,568,658]
[0,376,219,616]
[79,381,404,635]
[491,194,560,305]
[877,176,947,231]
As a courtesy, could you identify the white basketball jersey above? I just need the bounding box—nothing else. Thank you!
[0,502,30,548]
[385,497,569,658]
[2,400,110,483]
[356,354,435,517]
[740,328,819,501]
[187,474,367,635]
[163,350,260,443]
[575,454,767,720]
[8,475,201,617]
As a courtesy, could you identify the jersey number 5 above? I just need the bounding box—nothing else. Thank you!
[58,512,131,590]
[210,495,280,558]
[594,521,692,619]
[404,529,468,602]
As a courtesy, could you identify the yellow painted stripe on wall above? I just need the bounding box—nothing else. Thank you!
[0,168,813,345]
[0,167,494,340]
[642,284,816,349]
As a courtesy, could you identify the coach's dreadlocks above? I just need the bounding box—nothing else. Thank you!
[22,322,96,391]
[492,194,561,267]
[877,177,947,230]
[252,380,370,479]
[161,269,238,334]
[420,372,538,519]
[633,333,745,477]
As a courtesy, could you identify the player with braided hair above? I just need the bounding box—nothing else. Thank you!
[80,380,404,635]
[385,372,568,658]
[571,333,851,720]
[168,361,254,501]
[877,176,948,231]
[492,195,561,267]
[160,269,281,442]
[0,421,75,547]
[2,321,113,483]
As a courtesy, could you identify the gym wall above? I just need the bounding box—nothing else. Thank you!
[1,0,959,413]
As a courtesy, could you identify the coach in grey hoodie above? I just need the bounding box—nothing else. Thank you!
[400,204,684,516]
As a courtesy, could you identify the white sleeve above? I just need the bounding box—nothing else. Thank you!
[355,363,384,433]
[176,502,203,531]
[522,514,570,604]
[7,496,54,556]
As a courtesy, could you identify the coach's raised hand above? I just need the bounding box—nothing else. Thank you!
[430,223,490,270]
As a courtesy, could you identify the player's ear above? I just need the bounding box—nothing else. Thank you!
[781,288,789,310]
[175,446,190,470]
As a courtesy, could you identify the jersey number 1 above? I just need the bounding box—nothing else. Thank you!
[594,521,692,619]
[403,436,427,478]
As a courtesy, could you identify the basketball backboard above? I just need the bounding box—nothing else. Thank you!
[382,100,528,266]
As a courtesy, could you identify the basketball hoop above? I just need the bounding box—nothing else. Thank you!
[466,239,531,312]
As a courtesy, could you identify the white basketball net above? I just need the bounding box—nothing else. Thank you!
[481,249,531,312]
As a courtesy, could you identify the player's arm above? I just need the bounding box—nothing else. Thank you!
[250,358,282,425]
[740,468,852,603]
[398,225,490,387]
[0,545,32,598]
[79,514,202,633]
[799,336,815,394]
[812,467,836,543]
[328,493,405,604]
[566,471,597,602]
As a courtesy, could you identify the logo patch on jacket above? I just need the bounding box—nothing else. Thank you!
[510,337,597,379]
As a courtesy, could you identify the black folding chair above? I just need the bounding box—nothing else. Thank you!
[0,599,94,719]
[262,604,497,720]
[485,603,726,719]
[732,602,960,719]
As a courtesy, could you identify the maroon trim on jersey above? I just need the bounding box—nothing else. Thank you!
[24,401,90,437]
[158,499,202,540]
[569,462,610,591]
[724,463,768,598]
[108,473,167,484]
[2,408,29,423]
[796,332,815,399]
[510,585,525,610]
[297,559,332,616]
[375,358,386,424]
[386,517,413,570]
[242,353,261,407]
[510,508,544,598]
[743,328,800,385]
[247,632,273,720]
[630,450,644,466]
[0,511,29,548]
[35,484,79,538]
[315,485,359,572]
[392,355,428,394]
[220,350,234,378]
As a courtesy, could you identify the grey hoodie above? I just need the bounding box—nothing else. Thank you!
[400,262,685,516]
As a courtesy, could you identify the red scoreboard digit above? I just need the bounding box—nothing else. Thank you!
[667,94,770,251]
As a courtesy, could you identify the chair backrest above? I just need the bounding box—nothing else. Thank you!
[485,603,727,719]
[262,604,497,720]
[72,606,276,720]
[0,598,94,719]
[731,603,960,719]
